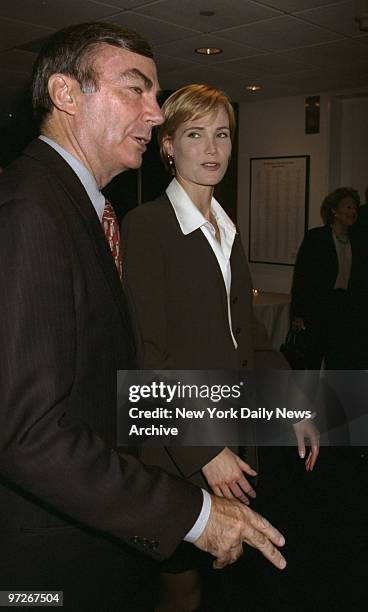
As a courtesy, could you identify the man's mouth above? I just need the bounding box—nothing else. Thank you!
[134,136,150,146]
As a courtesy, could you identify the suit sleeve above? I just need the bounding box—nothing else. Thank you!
[0,197,202,560]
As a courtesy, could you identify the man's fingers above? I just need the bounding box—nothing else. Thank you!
[213,543,243,569]
[213,518,287,571]
[255,537,287,570]
[244,525,287,570]
[249,511,286,548]
[194,496,287,572]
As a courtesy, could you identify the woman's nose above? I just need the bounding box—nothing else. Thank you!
[205,137,217,154]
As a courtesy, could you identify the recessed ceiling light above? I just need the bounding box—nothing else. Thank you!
[195,47,222,55]
[245,85,263,93]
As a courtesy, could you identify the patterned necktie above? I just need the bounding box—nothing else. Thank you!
[101,200,123,280]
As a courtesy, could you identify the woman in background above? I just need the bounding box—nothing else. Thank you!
[291,186,360,370]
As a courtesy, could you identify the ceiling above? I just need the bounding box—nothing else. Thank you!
[1,0,368,124]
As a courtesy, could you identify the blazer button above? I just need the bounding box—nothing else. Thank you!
[130,535,141,545]
[235,327,241,335]
[232,296,238,304]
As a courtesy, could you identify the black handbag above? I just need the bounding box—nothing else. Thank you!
[280,329,309,369]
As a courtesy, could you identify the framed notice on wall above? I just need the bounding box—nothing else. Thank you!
[249,155,309,265]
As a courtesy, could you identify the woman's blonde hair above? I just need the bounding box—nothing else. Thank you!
[157,84,236,171]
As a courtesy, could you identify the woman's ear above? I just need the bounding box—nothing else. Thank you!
[47,74,78,116]
[162,135,174,157]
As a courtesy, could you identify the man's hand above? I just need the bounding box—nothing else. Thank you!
[293,419,320,471]
[202,447,257,504]
[194,495,286,570]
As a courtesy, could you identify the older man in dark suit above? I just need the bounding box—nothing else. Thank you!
[0,21,286,612]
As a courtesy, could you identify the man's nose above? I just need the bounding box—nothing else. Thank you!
[146,97,164,126]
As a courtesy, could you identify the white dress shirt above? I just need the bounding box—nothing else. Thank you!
[332,231,352,290]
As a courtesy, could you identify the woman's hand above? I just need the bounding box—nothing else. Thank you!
[292,419,320,471]
[202,447,257,504]
[292,317,306,331]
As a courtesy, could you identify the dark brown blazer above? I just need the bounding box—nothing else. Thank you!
[122,194,279,479]
[123,194,255,370]
[0,141,202,609]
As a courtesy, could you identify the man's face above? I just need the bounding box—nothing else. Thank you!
[73,44,163,186]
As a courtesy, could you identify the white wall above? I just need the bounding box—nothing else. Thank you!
[237,93,331,293]
[339,97,368,201]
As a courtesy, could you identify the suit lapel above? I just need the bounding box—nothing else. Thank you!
[23,140,133,338]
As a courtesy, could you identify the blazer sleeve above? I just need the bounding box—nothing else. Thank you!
[0,196,202,561]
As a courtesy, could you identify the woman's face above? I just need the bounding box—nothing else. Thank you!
[333,196,358,228]
[164,106,232,189]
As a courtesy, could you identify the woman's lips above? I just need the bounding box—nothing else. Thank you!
[201,162,220,170]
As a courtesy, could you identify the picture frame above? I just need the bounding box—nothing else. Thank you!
[249,155,310,265]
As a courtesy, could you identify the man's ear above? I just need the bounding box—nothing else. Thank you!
[47,74,78,115]
[162,135,173,157]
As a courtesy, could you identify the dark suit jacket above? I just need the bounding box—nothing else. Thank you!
[122,194,281,479]
[291,225,348,321]
[0,141,202,605]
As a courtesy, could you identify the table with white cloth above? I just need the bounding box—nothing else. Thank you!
[253,291,291,350]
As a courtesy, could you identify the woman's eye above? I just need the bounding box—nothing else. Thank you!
[217,131,229,138]
[187,132,200,138]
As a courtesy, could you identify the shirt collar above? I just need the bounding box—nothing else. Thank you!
[166,178,236,238]
[39,135,105,221]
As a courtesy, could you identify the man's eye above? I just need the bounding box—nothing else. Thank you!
[131,86,143,95]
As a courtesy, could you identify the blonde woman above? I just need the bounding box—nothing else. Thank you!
[122,84,318,611]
